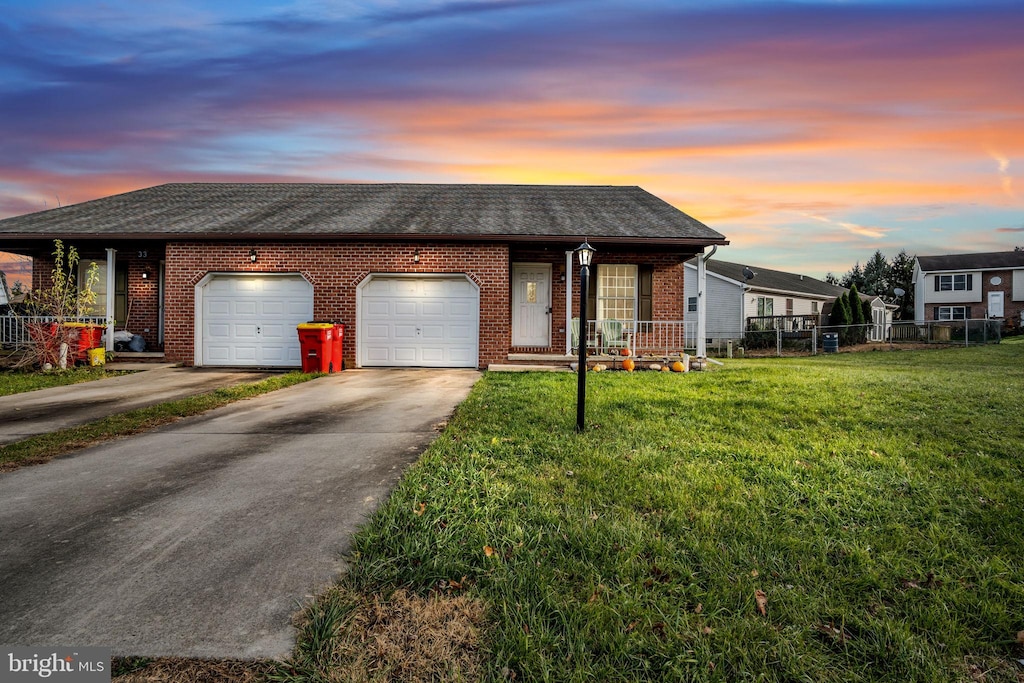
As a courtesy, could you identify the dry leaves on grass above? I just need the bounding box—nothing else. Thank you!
[324,588,487,683]
[900,572,944,590]
[113,658,273,683]
[754,590,768,617]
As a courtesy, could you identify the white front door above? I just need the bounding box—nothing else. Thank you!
[988,291,1004,318]
[512,264,551,347]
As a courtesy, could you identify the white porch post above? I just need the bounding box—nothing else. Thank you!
[105,248,116,352]
[565,250,573,355]
[696,252,707,358]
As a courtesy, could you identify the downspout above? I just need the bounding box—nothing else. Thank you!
[696,245,717,358]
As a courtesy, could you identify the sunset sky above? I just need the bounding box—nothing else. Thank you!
[1,0,1023,287]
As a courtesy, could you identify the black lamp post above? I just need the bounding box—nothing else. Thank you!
[575,240,596,432]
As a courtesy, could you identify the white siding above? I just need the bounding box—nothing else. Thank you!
[919,271,983,304]
[684,265,744,341]
[708,275,744,340]
[791,298,826,316]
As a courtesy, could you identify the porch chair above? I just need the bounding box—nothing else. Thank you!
[600,319,630,355]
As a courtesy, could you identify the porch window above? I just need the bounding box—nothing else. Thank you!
[756,297,773,316]
[687,296,698,313]
[79,260,127,322]
[596,264,637,321]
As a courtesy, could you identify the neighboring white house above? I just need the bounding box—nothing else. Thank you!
[0,271,9,307]
[912,251,1024,326]
[684,258,895,342]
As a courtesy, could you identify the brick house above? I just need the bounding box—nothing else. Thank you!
[913,251,1024,328]
[0,183,727,369]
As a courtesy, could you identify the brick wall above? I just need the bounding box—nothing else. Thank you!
[164,241,510,368]
[34,241,696,365]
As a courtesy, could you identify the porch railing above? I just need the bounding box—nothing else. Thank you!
[577,319,696,356]
[0,314,107,350]
[746,314,821,333]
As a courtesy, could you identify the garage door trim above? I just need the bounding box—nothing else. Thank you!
[355,273,480,368]
[193,272,314,367]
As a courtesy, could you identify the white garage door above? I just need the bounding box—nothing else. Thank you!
[359,275,479,367]
[201,274,313,367]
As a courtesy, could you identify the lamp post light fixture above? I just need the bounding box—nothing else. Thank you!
[575,240,596,432]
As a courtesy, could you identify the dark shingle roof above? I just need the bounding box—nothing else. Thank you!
[692,258,848,298]
[917,251,1024,272]
[0,183,726,244]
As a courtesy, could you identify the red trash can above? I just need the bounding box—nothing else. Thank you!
[62,322,94,362]
[330,323,345,372]
[297,322,334,373]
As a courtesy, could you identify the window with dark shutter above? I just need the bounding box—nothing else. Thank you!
[586,280,596,323]
[639,265,653,321]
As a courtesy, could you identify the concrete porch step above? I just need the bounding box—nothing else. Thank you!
[488,364,572,372]
[112,351,166,361]
[507,353,576,362]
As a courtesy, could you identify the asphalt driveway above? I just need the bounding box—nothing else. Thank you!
[0,368,480,658]
[0,366,273,445]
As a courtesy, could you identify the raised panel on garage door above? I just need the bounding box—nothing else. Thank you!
[201,275,313,367]
[359,276,479,368]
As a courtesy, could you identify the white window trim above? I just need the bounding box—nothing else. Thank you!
[937,305,967,321]
[937,274,970,292]
[596,264,638,321]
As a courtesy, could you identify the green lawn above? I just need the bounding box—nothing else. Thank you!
[281,342,1024,683]
[0,366,130,397]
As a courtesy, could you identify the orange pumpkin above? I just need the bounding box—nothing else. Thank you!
[670,360,685,372]
[622,357,636,372]
[620,347,632,357]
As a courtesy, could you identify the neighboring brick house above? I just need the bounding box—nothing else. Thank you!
[0,183,727,369]
[912,251,1024,327]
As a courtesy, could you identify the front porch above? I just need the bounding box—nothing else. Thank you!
[508,245,697,366]
[494,319,696,370]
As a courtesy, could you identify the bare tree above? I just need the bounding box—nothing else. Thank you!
[16,240,99,370]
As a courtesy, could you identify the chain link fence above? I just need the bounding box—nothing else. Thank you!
[736,319,1003,357]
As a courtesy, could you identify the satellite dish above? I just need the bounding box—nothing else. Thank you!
[742,267,756,281]
[893,287,906,297]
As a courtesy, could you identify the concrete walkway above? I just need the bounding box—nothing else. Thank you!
[0,366,272,445]
[0,369,479,658]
